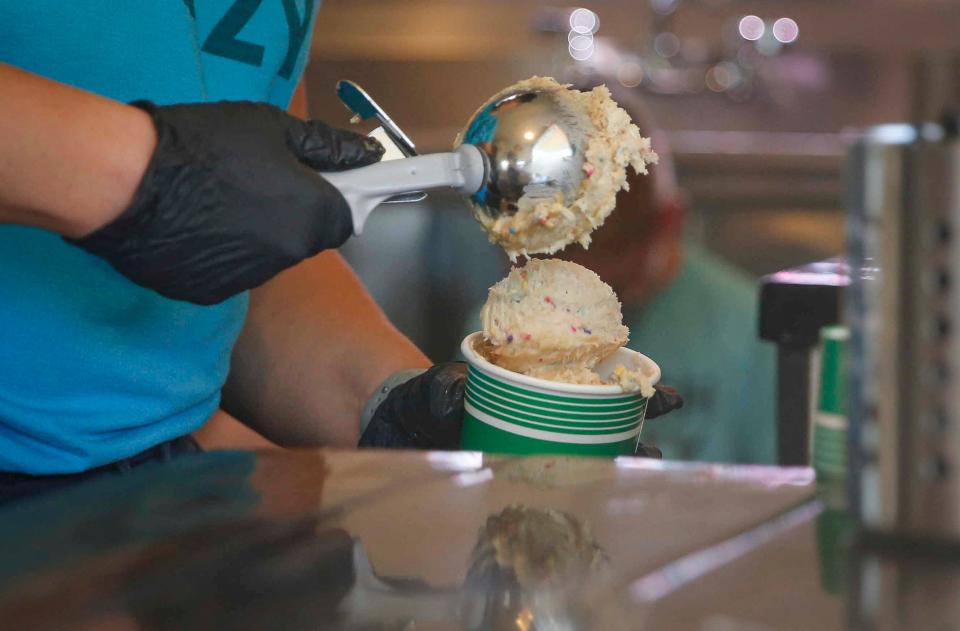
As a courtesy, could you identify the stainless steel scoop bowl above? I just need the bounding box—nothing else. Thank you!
[321,83,591,235]
[456,86,589,220]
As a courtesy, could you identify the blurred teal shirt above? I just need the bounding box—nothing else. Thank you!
[626,245,776,464]
[0,1,318,473]
[463,244,777,465]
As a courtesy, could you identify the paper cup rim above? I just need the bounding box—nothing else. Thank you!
[461,332,661,395]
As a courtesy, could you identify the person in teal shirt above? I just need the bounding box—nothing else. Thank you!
[463,85,776,465]
[607,244,776,464]
[567,88,776,464]
[0,1,468,502]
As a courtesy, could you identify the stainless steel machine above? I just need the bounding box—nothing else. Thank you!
[847,121,960,544]
[759,121,960,629]
[762,120,960,541]
[846,121,960,628]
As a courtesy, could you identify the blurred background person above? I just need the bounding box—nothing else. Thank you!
[561,80,776,464]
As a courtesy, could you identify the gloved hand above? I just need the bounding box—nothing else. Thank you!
[67,100,384,305]
[646,384,684,420]
[359,363,467,450]
[633,385,684,459]
[358,363,684,452]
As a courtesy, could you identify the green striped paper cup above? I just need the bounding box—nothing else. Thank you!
[813,325,849,478]
[460,332,661,456]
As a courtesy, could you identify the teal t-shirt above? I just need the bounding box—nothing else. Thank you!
[462,244,777,465]
[625,245,776,464]
[0,1,319,473]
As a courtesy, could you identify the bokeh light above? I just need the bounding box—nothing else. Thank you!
[705,62,741,92]
[772,17,799,44]
[653,32,681,58]
[569,8,599,34]
[568,33,594,52]
[568,44,595,61]
[738,15,765,41]
[568,32,595,61]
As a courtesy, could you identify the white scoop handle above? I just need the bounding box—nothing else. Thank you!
[320,144,486,235]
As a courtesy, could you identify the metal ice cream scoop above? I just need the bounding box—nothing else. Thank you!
[321,82,590,235]
[457,86,589,220]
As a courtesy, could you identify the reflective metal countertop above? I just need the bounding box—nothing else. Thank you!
[0,449,883,630]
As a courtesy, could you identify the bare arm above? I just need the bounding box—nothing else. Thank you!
[222,250,430,447]
[219,82,430,447]
[0,63,156,237]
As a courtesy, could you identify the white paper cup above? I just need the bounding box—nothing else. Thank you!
[460,332,660,456]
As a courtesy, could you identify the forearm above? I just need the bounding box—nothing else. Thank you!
[222,251,430,447]
[0,63,155,237]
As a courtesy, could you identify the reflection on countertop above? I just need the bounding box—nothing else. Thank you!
[0,449,955,630]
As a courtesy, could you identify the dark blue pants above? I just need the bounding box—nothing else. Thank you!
[0,436,201,506]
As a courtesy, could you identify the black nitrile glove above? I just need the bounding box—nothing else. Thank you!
[359,363,467,450]
[632,384,683,459]
[646,384,684,420]
[67,100,384,305]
